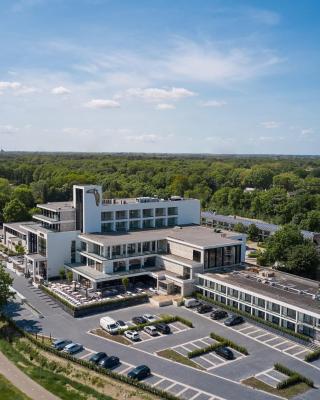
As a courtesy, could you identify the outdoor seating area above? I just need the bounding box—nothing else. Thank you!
[47,281,156,308]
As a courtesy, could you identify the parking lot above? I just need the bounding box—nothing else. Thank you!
[184,303,313,363]
[72,344,225,400]
[172,336,245,371]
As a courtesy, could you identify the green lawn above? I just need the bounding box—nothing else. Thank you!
[243,377,313,399]
[0,373,31,400]
[0,338,113,400]
[157,349,204,370]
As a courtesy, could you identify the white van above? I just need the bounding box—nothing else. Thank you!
[100,316,119,334]
[184,298,201,308]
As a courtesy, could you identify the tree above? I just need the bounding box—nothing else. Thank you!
[15,244,25,255]
[13,185,35,209]
[122,277,129,290]
[247,224,260,241]
[59,267,66,280]
[299,211,320,232]
[0,264,14,312]
[233,222,247,233]
[66,271,73,282]
[284,243,319,278]
[244,167,274,189]
[3,199,30,222]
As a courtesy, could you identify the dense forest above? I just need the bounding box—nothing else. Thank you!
[0,152,320,233]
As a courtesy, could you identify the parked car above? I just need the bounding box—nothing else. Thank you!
[89,352,108,364]
[132,316,147,325]
[144,325,158,336]
[100,316,119,334]
[127,365,151,380]
[63,343,83,354]
[184,298,201,308]
[124,330,140,341]
[155,322,171,334]
[52,339,72,351]
[197,304,213,314]
[99,356,120,369]
[224,315,244,327]
[210,310,228,320]
[116,320,128,329]
[143,314,157,322]
[215,346,234,360]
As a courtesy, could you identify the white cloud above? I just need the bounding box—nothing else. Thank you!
[52,86,71,95]
[260,121,280,129]
[300,128,314,137]
[165,40,282,84]
[120,87,196,102]
[84,99,120,109]
[201,100,227,107]
[155,103,175,110]
[0,81,21,89]
[258,135,284,142]
[0,125,19,134]
[125,134,161,143]
[248,9,281,25]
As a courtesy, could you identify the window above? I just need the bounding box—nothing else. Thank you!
[115,221,127,231]
[129,220,140,230]
[282,307,296,320]
[38,237,47,257]
[113,261,126,273]
[167,217,178,226]
[240,292,251,303]
[267,301,280,314]
[129,209,140,219]
[168,207,178,216]
[116,210,127,220]
[193,250,201,262]
[143,209,153,218]
[112,245,121,257]
[71,240,76,263]
[253,297,265,308]
[155,218,165,228]
[216,284,226,294]
[127,243,136,255]
[101,211,113,221]
[155,208,166,217]
[101,223,113,232]
[228,288,239,298]
[143,219,153,229]
[80,241,87,251]
[144,257,156,267]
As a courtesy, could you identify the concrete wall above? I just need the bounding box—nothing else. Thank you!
[167,240,197,260]
[46,230,79,277]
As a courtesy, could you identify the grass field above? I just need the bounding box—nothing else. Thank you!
[243,377,313,399]
[157,349,204,370]
[0,373,31,400]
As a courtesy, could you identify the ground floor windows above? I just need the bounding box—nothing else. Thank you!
[113,261,126,273]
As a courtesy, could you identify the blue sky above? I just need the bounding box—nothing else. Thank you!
[0,0,319,154]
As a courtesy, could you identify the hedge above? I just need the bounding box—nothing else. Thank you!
[304,348,320,362]
[3,317,179,400]
[40,284,149,316]
[194,292,310,342]
[187,343,223,358]
[274,363,314,389]
[119,314,193,334]
[210,332,249,355]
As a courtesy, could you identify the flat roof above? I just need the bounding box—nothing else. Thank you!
[37,201,74,212]
[80,225,241,248]
[3,221,37,235]
[202,268,320,315]
[202,212,316,239]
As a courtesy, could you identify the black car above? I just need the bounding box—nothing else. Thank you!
[52,339,72,351]
[127,365,151,381]
[210,310,228,320]
[155,322,171,334]
[224,315,244,327]
[89,352,108,364]
[132,316,147,325]
[215,346,234,360]
[197,304,213,314]
[99,356,120,369]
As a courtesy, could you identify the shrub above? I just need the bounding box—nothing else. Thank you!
[194,292,310,342]
[305,348,320,362]
[274,363,314,388]
[209,332,249,355]
[188,343,222,358]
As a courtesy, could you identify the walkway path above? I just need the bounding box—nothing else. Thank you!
[0,351,60,400]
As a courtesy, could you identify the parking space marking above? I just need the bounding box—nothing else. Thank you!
[255,332,271,340]
[246,328,262,336]
[273,340,290,348]
[120,366,132,375]
[292,348,309,356]
[263,336,277,343]
[153,378,166,387]
[283,344,299,352]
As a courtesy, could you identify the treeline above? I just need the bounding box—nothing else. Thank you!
[0,153,320,232]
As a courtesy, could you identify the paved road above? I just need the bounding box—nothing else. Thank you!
[0,351,59,400]
[8,270,320,400]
